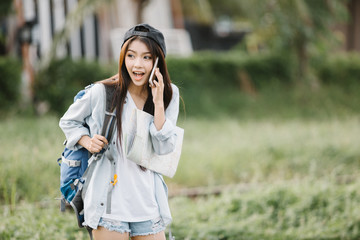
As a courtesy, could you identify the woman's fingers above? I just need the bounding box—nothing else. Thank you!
[89,134,108,153]
[94,134,108,145]
[154,68,164,86]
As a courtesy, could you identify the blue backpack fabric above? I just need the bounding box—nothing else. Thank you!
[58,85,93,206]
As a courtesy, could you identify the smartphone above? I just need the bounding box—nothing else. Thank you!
[149,57,159,87]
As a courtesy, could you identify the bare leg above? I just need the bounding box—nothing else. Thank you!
[93,226,130,240]
[131,231,166,240]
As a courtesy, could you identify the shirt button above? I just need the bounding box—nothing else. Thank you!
[100,203,104,206]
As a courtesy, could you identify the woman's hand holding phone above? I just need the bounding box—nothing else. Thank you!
[149,57,164,106]
[151,68,164,107]
[150,57,166,130]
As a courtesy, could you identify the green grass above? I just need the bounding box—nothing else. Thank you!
[2,177,360,240]
[170,178,360,240]
[174,116,360,187]
[1,115,360,239]
[1,83,360,239]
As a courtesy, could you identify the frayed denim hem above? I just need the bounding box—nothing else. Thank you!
[98,218,130,234]
[130,226,166,237]
[98,217,166,236]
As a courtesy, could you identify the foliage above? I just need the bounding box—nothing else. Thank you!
[180,0,214,24]
[1,113,360,205]
[2,178,360,240]
[0,116,63,204]
[0,202,90,240]
[237,0,348,80]
[316,52,360,86]
[34,58,114,115]
[167,51,295,117]
[0,57,21,112]
[0,0,12,18]
[175,116,360,187]
[170,179,360,239]
[186,0,349,82]
[239,0,348,48]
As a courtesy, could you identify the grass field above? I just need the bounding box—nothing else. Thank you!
[1,112,360,239]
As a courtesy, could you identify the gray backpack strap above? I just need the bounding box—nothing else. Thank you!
[168,225,175,240]
[102,84,118,214]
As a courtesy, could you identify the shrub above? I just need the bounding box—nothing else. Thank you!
[34,58,115,115]
[317,52,360,86]
[167,52,295,117]
[0,57,21,111]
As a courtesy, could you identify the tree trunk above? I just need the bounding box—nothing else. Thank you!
[134,0,149,24]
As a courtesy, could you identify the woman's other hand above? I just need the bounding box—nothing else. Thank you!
[78,134,108,153]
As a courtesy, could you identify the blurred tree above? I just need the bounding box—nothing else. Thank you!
[46,0,151,66]
[210,0,348,82]
[133,0,150,23]
[44,0,114,66]
[186,0,348,82]
[239,0,348,81]
[181,0,214,24]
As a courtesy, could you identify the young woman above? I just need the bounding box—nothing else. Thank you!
[60,24,179,240]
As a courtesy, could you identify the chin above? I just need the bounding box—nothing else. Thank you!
[131,79,148,87]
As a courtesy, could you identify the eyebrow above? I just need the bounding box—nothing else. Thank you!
[127,48,151,55]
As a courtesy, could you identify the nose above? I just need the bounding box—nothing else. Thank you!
[133,57,143,68]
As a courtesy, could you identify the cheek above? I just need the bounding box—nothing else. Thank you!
[146,62,154,72]
[125,59,132,72]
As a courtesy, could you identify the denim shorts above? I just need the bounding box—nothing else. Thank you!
[98,217,166,237]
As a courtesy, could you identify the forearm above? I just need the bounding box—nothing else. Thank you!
[153,103,166,131]
[77,135,91,150]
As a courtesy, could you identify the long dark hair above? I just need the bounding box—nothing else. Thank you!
[100,36,173,146]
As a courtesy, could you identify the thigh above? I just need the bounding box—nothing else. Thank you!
[131,231,165,240]
[93,226,130,240]
[93,218,130,240]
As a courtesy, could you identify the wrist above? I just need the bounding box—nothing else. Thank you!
[78,135,91,150]
[154,102,164,109]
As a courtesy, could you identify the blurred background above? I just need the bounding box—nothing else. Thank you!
[1,0,360,239]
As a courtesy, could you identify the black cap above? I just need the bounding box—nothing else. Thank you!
[122,23,166,57]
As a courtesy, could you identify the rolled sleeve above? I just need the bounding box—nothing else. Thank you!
[149,84,180,155]
[61,122,90,150]
[149,118,176,155]
[59,83,104,150]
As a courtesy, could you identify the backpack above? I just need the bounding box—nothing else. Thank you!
[57,83,116,231]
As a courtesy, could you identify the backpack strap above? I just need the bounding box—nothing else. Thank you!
[101,84,118,214]
[101,84,116,140]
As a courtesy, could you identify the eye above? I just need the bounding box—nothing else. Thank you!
[144,55,152,60]
[126,53,135,59]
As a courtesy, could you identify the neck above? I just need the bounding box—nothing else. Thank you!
[128,83,148,97]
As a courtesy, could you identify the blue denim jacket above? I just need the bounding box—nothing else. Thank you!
[59,83,179,229]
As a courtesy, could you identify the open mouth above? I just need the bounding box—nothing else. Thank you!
[133,71,145,81]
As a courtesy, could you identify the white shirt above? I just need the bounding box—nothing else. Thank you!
[103,91,159,222]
